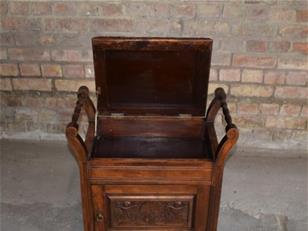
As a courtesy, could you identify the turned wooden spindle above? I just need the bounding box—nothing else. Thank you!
[65,86,96,231]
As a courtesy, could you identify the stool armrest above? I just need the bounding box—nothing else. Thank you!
[205,88,239,165]
[66,86,96,162]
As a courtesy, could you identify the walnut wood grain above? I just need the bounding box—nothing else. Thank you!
[97,116,204,138]
[65,37,239,231]
[66,86,96,231]
[108,195,194,228]
[93,37,212,116]
[204,88,239,231]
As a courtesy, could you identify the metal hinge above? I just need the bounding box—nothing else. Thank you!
[178,114,192,118]
[110,113,125,118]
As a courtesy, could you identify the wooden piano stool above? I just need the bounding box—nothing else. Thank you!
[66,37,239,231]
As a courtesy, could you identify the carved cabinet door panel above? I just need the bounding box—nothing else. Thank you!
[91,184,210,231]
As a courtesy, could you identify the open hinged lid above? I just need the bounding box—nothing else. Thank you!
[92,37,213,116]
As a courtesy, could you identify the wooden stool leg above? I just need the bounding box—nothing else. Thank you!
[207,167,224,231]
[66,127,93,231]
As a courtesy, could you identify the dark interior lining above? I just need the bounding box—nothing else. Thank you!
[91,136,211,159]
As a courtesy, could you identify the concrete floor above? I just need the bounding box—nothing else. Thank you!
[0,139,307,231]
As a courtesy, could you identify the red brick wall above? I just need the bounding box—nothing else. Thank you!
[0,1,307,150]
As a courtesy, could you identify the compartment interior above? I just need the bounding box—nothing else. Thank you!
[91,37,213,160]
[91,136,211,159]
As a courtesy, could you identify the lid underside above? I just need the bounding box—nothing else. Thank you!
[92,37,213,116]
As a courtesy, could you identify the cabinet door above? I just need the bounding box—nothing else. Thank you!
[91,185,210,231]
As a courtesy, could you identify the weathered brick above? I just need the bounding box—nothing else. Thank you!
[235,23,277,37]
[227,102,237,114]
[223,4,243,18]
[296,10,308,22]
[242,69,263,83]
[286,71,307,86]
[219,69,240,82]
[260,103,279,115]
[89,19,133,32]
[9,2,29,15]
[0,33,15,46]
[280,104,301,116]
[19,64,41,77]
[208,83,229,95]
[189,21,229,36]
[279,25,308,39]
[63,64,85,78]
[21,96,48,108]
[233,115,264,128]
[0,63,19,77]
[182,20,198,35]
[214,22,230,35]
[15,107,40,122]
[100,3,123,17]
[245,5,269,20]
[13,78,52,91]
[39,34,56,46]
[220,39,245,52]
[0,1,8,15]
[77,2,99,16]
[264,71,286,85]
[8,48,50,61]
[51,49,84,62]
[46,123,67,134]
[170,20,183,35]
[293,42,308,55]
[38,109,59,123]
[275,86,307,99]
[0,48,7,60]
[231,84,273,97]
[246,40,267,52]
[53,96,77,110]
[212,52,231,66]
[301,105,308,117]
[269,41,290,52]
[14,32,40,46]
[197,3,221,17]
[170,4,195,18]
[134,19,175,35]
[270,8,296,22]
[31,2,51,15]
[265,116,306,129]
[1,94,22,107]
[0,79,12,91]
[238,103,259,114]
[233,54,276,68]
[53,2,77,16]
[51,49,93,62]
[55,79,95,92]
[2,17,41,31]
[209,69,218,81]
[124,2,169,19]
[45,18,87,32]
[41,64,62,77]
[54,33,90,49]
[278,58,308,70]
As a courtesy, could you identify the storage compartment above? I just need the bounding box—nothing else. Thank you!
[91,185,210,231]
